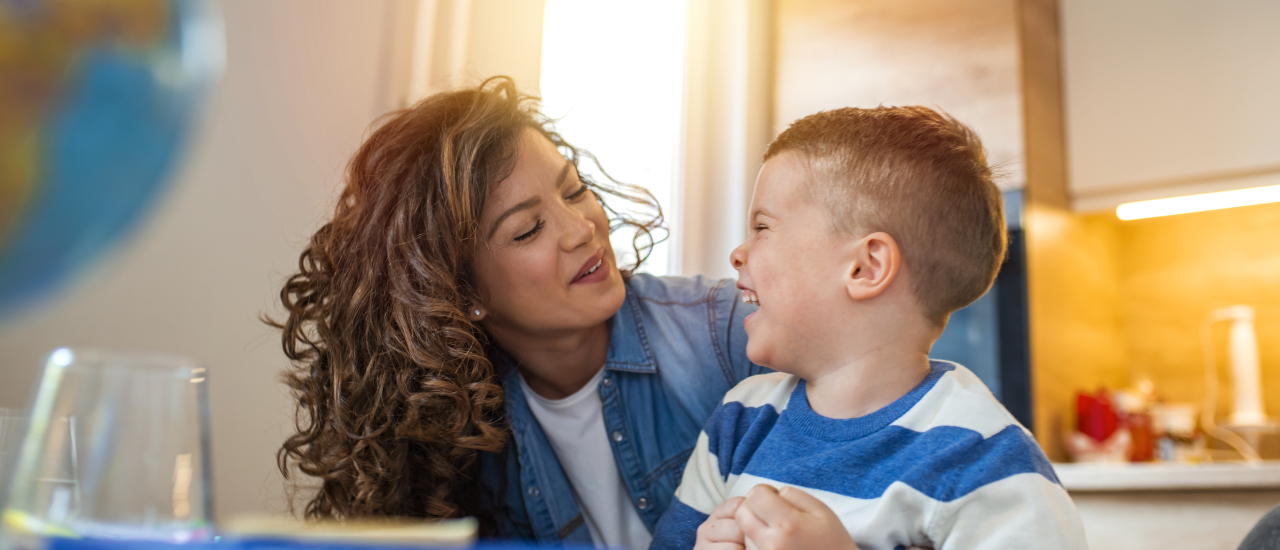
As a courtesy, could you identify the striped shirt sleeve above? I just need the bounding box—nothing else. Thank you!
[647,430,723,549]
[930,471,1086,549]
[650,374,795,550]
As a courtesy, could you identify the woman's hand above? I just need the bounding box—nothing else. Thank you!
[734,485,861,550]
[695,497,748,550]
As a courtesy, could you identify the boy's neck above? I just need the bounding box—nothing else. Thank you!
[796,302,940,419]
[803,346,933,419]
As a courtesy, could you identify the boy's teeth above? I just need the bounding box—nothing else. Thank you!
[741,290,759,305]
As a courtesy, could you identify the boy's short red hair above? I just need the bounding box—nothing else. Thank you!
[764,106,1007,325]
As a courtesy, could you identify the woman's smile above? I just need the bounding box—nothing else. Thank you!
[471,127,626,335]
[571,250,609,285]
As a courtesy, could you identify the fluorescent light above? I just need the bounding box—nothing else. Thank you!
[1115,184,1280,220]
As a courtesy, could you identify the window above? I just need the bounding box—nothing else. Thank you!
[539,0,688,276]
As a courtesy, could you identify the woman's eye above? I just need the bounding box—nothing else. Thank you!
[754,224,768,232]
[566,184,589,202]
[514,219,545,242]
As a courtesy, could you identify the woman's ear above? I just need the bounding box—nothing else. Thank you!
[845,231,901,301]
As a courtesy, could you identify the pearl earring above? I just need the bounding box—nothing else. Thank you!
[473,309,482,317]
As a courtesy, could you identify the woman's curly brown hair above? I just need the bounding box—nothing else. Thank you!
[269,77,662,532]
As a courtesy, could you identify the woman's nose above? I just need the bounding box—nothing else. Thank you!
[561,207,596,251]
[729,243,746,270]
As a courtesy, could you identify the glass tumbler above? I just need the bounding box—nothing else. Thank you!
[0,408,26,493]
[0,349,213,543]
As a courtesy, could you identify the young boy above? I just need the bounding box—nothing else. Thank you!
[650,107,1087,550]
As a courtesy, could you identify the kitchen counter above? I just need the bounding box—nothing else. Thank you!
[1054,460,1280,491]
[1054,461,1280,550]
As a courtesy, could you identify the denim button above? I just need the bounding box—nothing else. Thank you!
[611,430,624,442]
[602,377,613,388]
[528,486,540,498]
[637,497,649,510]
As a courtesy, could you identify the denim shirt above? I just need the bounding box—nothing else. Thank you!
[479,273,765,544]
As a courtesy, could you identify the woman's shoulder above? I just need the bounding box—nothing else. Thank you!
[619,272,762,386]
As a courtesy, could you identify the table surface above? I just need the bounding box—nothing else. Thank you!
[41,537,603,550]
[1054,460,1280,492]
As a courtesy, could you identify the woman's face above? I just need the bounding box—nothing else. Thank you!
[472,127,626,337]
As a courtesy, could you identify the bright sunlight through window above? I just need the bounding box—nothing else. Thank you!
[540,0,688,276]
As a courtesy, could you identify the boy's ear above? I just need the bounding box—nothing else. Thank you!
[845,231,901,301]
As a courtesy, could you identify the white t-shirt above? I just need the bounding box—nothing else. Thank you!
[519,367,653,550]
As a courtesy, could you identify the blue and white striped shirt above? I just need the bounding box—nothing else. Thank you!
[650,361,1087,550]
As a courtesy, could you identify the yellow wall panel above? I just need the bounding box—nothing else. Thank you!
[1111,202,1280,422]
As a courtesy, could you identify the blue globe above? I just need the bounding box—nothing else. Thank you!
[0,0,222,317]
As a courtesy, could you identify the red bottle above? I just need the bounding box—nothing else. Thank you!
[1127,411,1154,462]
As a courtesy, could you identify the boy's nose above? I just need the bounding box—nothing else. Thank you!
[729,243,746,270]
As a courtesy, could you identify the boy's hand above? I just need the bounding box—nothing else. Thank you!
[734,485,861,550]
[695,497,747,550]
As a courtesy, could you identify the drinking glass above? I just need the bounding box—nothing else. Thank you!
[0,408,26,493]
[0,349,214,543]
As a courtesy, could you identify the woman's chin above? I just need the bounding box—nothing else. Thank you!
[598,270,627,316]
[564,270,627,326]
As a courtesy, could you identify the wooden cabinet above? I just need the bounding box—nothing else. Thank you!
[1060,0,1280,211]
[774,0,1025,190]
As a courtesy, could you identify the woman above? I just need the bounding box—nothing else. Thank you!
[272,77,762,548]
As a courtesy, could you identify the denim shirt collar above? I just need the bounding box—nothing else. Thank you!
[486,275,759,542]
[496,280,656,376]
[491,279,657,542]
[604,281,657,373]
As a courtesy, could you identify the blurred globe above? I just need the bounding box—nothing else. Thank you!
[0,0,223,317]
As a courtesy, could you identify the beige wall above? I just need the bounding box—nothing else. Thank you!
[0,0,397,518]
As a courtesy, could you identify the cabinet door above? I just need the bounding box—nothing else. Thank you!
[1061,0,1280,211]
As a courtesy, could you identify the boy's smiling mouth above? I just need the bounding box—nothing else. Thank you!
[740,288,760,305]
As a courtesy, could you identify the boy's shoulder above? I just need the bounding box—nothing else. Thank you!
[890,361,1060,495]
[696,373,798,467]
[895,360,1027,438]
[720,372,798,408]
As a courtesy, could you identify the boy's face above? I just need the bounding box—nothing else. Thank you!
[730,152,855,371]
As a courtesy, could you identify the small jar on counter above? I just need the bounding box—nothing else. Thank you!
[1151,403,1206,463]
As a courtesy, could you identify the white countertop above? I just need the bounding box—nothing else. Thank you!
[1054,460,1280,491]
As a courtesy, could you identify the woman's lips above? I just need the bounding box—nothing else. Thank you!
[571,252,608,284]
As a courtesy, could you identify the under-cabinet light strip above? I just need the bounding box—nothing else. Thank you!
[1116,184,1280,221]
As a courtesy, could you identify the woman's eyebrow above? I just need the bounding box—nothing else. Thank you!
[488,196,541,239]
[554,161,573,188]
[486,162,571,239]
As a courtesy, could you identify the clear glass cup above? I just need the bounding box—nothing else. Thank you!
[0,349,214,543]
[0,408,27,493]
